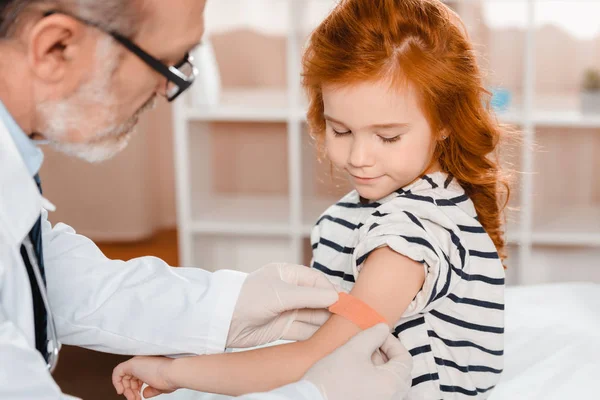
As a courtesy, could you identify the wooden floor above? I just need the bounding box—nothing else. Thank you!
[53,229,179,399]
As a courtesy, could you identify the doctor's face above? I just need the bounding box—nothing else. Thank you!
[36,0,206,162]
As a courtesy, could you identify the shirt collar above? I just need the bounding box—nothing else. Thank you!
[0,99,44,177]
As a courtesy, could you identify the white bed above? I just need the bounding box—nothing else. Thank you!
[160,282,600,400]
[490,282,600,399]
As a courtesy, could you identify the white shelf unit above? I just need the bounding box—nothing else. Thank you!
[173,1,311,272]
[173,0,600,284]
[474,0,600,284]
[185,88,303,122]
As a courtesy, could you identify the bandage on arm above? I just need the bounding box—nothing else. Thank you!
[328,292,388,330]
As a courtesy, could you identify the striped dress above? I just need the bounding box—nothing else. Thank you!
[310,172,504,399]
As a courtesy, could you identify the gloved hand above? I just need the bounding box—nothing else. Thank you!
[226,263,339,349]
[372,347,388,365]
[303,324,413,400]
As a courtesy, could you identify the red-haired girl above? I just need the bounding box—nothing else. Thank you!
[303,0,508,397]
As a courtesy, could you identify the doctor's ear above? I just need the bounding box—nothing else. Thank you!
[26,13,90,83]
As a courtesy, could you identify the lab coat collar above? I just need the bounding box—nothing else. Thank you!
[0,118,43,247]
[0,99,44,177]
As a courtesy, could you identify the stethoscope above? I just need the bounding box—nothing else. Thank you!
[22,237,60,373]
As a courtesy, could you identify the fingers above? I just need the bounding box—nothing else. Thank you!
[294,308,332,326]
[120,378,149,400]
[371,348,388,366]
[282,309,332,341]
[123,376,134,400]
[379,335,413,382]
[276,263,339,294]
[380,334,411,365]
[346,323,390,357]
[282,320,319,341]
[131,378,140,392]
[113,361,145,400]
[133,379,143,400]
[129,379,138,400]
[292,265,337,290]
[124,387,136,400]
[112,364,125,395]
[143,385,166,398]
[280,283,339,310]
[260,263,339,310]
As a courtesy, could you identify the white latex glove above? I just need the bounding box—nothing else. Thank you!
[372,347,389,366]
[303,324,413,400]
[226,263,339,348]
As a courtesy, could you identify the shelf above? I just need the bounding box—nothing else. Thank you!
[495,109,600,128]
[495,109,525,125]
[532,110,600,128]
[184,89,600,127]
[532,206,600,246]
[505,229,522,245]
[190,195,292,235]
[192,234,294,273]
[493,92,600,128]
[533,93,600,127]
[186,88,304,122]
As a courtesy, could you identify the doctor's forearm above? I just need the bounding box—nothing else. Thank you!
[168,341,320,396]
[43,217,246,355]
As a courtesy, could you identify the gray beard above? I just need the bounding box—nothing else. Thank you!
[47,95,157,163]
[36,37,157,163]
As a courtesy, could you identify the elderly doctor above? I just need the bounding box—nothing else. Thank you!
[0,0,413,399]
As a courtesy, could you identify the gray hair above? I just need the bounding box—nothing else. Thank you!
[0,0,142,39]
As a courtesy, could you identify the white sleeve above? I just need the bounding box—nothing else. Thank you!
[41,210,247,356]
[352,207,466,316]
[0,301,80,400]
[236,381,324,400]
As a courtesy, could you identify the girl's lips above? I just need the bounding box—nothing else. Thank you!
[350,174,383,183]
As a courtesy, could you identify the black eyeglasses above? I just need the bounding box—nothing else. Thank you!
[43,10,197,102]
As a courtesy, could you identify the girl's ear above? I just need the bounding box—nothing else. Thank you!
[438,128,450,141]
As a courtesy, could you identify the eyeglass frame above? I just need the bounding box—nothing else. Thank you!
[43,10,198,102]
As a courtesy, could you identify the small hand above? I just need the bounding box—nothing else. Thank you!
[112,356,177,400]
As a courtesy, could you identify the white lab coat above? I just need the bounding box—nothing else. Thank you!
[0,120,323,400]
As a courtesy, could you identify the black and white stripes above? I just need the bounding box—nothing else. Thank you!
[310,172,505,399]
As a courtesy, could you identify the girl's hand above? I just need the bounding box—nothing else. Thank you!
[112,356,177,400]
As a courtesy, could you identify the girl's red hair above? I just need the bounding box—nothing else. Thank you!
[302,0,512,261]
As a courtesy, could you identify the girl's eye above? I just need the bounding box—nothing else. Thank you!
[379,135,401,144]
[332,129,352,137]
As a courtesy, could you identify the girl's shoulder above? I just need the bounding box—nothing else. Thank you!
[378,172,478,223]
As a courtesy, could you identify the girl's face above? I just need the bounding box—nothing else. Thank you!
[322,79,441,201]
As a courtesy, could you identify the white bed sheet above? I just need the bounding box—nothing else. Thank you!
[157,282,600,400]
[490,282,600,399]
